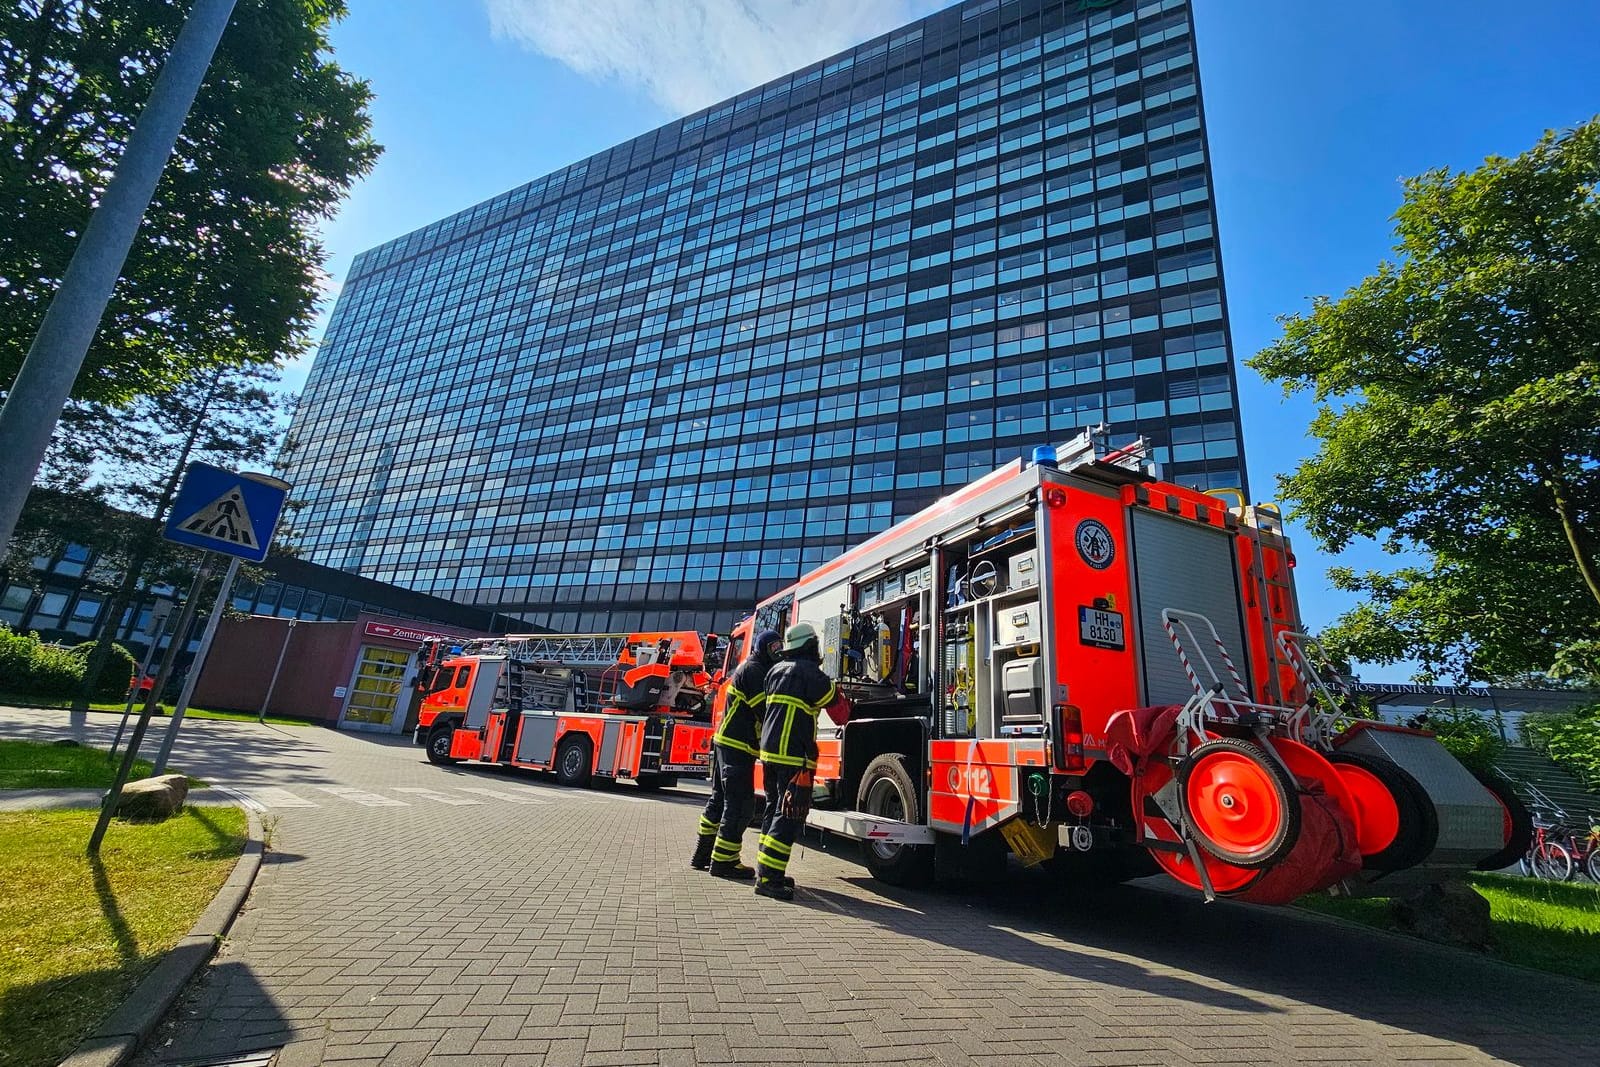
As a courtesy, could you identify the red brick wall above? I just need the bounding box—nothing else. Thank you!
[192,617,352,722]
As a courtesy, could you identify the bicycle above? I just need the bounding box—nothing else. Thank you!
[1563,823,1600,882]
[1520,814,1575,880]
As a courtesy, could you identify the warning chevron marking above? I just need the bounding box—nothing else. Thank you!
[177,485,258,550]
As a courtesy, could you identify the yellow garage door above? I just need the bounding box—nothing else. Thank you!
[342,645,409,730]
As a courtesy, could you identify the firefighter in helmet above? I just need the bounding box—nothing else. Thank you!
[690,628,782,879]
[755,621,851,901]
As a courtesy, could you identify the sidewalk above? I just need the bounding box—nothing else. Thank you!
[0,787,103,811]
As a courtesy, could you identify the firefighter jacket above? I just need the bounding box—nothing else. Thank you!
[712,652,772,759]
[760,654,851,770]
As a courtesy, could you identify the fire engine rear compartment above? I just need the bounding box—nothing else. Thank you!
[756,435,1525,901]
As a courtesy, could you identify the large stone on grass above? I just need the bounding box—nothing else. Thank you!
[116,773,189,820]
[1388,879,1492,950]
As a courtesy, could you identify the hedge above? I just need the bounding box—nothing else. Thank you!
[0,626,136,702]
[71,641,138,701]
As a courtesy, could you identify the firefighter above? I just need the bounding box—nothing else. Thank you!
[755,621,851,901]
[691,628,782,879]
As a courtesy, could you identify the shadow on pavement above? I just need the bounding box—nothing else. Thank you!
[790,830,1597,1066]
[135,959,296,1066]
[800,880,1278,1016]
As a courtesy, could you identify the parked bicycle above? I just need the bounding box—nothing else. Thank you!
[1521,814,1576,880]
[1566,823,1600,882]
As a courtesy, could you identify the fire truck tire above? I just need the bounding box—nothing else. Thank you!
[425,724,460,766]
[555,736,593,788]
[1176,738,1299,869]
[1324,750,1438,872]
[634,773,678,791]
[856,753,935,887]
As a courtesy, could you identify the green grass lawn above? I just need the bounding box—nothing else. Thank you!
[1300,872,1600,983]
[0,691,314,727]
[0,739,158,790]
[0,806,248,1067]
[0,739,206,790]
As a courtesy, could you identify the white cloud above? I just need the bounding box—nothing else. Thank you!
[484,0,949,116]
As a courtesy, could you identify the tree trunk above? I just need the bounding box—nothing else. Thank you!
[1548,475,1600,612]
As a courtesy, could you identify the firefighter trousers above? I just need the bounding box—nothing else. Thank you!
[756,764,803,882]
[696,749,755,864]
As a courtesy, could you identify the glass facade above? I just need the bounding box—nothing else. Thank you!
[285,0,1246,634]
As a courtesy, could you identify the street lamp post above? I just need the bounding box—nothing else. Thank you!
[260,617,297,724]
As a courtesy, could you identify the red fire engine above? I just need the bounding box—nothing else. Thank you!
[413,632,716,790]
[721,430,1529,903]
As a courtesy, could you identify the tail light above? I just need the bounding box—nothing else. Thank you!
[1052,702,1085,773]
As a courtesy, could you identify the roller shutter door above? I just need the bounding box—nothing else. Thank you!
[1130,510,1249,707]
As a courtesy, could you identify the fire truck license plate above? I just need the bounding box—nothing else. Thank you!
[1078,606,1125,650]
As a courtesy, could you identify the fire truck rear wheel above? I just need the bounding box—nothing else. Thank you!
[634,773,678,791]
[857,753,935,888]
[425,724,459,766]
[555,736,592,787]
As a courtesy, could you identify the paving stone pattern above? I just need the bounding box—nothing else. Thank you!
[2,708,1594,1066]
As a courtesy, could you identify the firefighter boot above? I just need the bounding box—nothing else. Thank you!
[710,858,755,880]
[754,876,795,902]
[690,835,715,871]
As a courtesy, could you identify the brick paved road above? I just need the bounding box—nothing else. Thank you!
[4,707,1594,1066]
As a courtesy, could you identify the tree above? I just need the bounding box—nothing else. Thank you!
[1252,118,1600,683]
[3,359,297,728]
[1,0,379,404]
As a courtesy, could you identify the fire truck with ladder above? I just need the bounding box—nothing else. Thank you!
[719,428,1530,904]
[412,632,716,791]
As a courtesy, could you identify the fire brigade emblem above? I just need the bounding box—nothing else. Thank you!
[1075,519,1115,570]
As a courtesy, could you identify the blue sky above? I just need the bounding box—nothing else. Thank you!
[298,0,1599,677]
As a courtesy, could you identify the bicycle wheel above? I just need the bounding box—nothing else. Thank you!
[1586,847,1600,883]
[1542,843,1575,881]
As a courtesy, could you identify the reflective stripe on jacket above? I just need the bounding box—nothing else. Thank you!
[712,656,768,758]
[759,657,837,770]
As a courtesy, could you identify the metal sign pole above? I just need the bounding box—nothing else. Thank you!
[107,601,173,761]
[259,617,297,724]
[89,553,214,855]
[152,554,240,773]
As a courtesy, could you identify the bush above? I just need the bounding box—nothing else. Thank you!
[1521,704,1600,790]
[0,625,90,700]
[0,627,35,689]
[1410,707,1505,776]
[28,643,84,699]
[71,641,138,701]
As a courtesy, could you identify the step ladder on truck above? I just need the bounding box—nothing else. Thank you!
[718,428,1531,902]
[412,632,717,791]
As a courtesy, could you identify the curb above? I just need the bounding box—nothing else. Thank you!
[59,804,266,1067]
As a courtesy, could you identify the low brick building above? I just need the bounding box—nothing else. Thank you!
[192,612,489,733]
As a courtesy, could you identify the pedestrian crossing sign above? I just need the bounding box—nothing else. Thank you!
[163,461,289,562]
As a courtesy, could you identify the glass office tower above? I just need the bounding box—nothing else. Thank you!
[285,0,1246,633]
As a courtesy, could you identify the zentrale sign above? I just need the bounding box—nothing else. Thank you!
[363,621,466,645]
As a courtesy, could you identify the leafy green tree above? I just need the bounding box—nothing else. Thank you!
[1,0,378,404]
[1252,118,1600,682]
[4,360,297,727]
